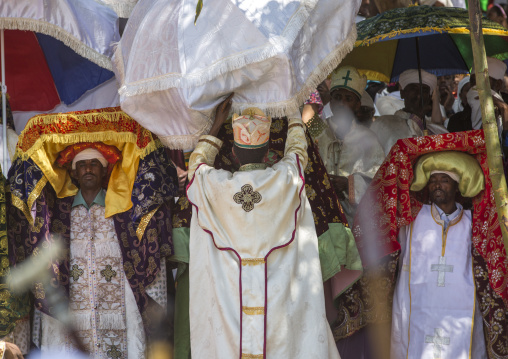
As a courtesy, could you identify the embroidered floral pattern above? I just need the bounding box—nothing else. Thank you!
[100,265,117,283]
[107,344,122,359]
[233,185,262,212]
[70,264,84,282]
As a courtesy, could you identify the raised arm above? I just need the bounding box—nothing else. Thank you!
[284,111,308,169]
[187,93,233,179]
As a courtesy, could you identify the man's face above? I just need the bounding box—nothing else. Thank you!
[71,159,107,191]
[437,75,453,96]
[400,83,432,118]
[330,88,361,113]
[459,82,471,107]
[428,173,458,208]
[470,73,503,93]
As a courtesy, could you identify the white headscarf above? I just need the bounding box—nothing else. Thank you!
[399,69,437,94]
[72,148,108,169]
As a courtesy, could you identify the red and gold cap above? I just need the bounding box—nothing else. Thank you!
[232,108,271,149]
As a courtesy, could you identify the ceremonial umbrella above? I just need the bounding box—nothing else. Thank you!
[113,0,361,149]
[340,5,508,83]
[0,0,120,172]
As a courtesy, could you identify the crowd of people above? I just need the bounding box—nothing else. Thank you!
[0,0,507,359]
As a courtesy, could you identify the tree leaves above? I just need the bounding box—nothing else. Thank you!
[194,0,203,25]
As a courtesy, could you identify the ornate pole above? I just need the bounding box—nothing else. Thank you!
[468,0,508,256]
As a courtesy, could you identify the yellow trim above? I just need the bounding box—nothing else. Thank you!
[430,204,464,256]
[241,354,263,359]
[242,306,265,315]
[355,27,508,47]
[136,206,159,241]
[469,259,476,359]
[0,341,5,359]
[15,132,161,162]
[12,194,33,227]
[357,69,390,83]
[242,258,265,266]
[406,222,414,359]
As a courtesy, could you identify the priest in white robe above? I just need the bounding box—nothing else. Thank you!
[186,96,340,359]
[304,66,385,225]
[391,151,487,359]
[370,69,448,155]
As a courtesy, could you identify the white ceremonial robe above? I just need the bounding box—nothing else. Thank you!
[391,204,486,359]
[317,121,385,225]
[187,119,339,359]
[33,200,167,359]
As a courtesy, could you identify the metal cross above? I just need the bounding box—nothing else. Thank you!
[342,70,352,86]
[425,328,450,359]
[430,256,453,287]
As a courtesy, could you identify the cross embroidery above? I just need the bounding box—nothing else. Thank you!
[100,265,117,283]
[106,344,122,359]
[425,328,450,358]
[233,184,262,212]
[69,264,84,282]
[342,70,353,86]
[430,256,454,287]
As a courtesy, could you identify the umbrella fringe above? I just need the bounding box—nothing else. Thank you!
[230,25,357,119]
[137,25,357,150]
[101,1,137,18]
[115,0,319,97]
[0,18,113,70]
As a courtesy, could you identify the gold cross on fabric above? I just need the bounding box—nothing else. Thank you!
[106,344,122,359]
[70,264,84,282]
[100,265,117,283]
[233,184,262,212]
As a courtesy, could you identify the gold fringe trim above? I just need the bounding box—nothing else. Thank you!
[242,306,265,315]
[26,177,49,225]
[16,131,162,163]
[136,206,159,241]
[12,194,33,227]
[242,258,265,266]
[241,354,263,359]
[0,18,114,70]
[355,26,508,47]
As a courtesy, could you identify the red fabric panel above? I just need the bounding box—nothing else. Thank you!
[2,30,60,111]
[353,130,508,302]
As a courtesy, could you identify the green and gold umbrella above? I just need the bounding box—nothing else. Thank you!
[341,5,508,82]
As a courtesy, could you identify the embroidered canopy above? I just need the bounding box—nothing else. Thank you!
[10,106,177,237]
[113,0,361,149]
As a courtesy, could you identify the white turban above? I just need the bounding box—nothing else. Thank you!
[471,57,507,80]
[457,76,470,96]
[399,69,437,94]
[72,148,108,169]
[430,170,459,183]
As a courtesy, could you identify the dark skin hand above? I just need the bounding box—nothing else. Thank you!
[3,342,24,359]
[209,93,234,137]
[71,158,107,207]
[493,96,508,130]
[438,75,455,113]
[329,174,348,200]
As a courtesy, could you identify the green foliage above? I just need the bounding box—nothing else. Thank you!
[194,0,203,25]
